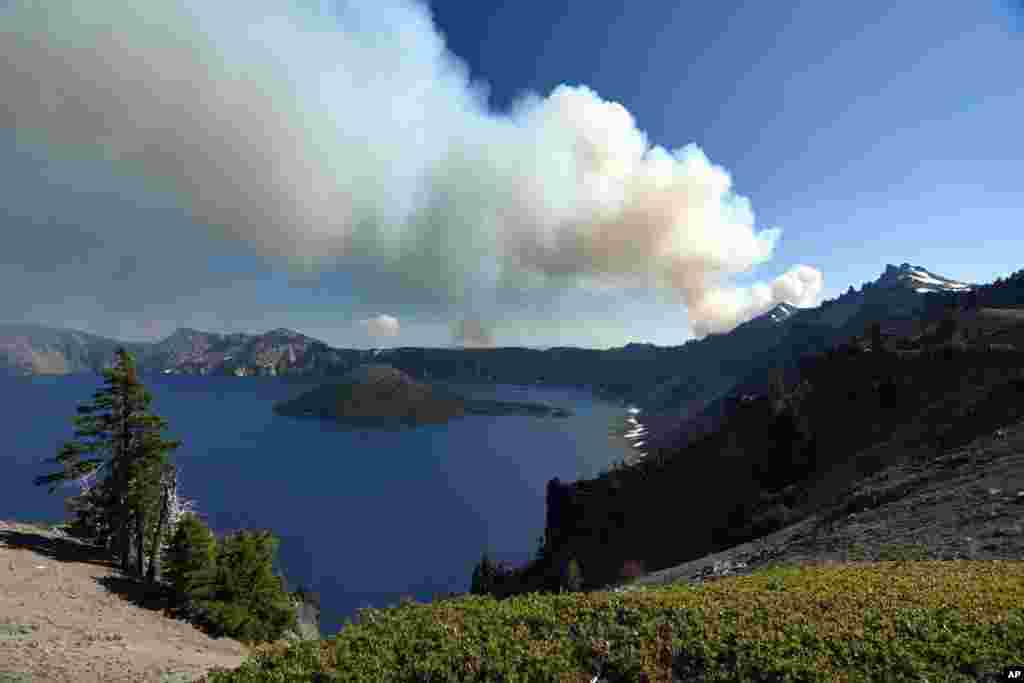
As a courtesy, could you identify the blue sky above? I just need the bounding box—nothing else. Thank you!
[0,0,1020,348]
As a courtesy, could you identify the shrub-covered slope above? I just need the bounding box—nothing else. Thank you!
[203,559,1024,682]
[201,300,1024,682]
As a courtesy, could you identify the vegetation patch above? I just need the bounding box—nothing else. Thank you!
[0,672,33,683]
[0,624,36,641]
[159,673,199,683]
[204,560,1024,682]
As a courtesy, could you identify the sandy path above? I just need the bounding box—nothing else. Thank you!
[0,521,249,683]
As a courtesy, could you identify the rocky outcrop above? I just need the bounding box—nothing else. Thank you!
[285,595,321,641]
[0,324,139,376]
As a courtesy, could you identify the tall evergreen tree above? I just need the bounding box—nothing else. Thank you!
[870,321,883,352]
[470,551,496,596]
[34,348,181,579]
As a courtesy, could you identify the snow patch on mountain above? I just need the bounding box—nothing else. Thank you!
[743,301,801,328]
[877,263,976,293]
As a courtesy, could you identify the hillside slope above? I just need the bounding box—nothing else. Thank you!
[626,416,1024,591]
[0,521,249,683]
[515,304,1024,594]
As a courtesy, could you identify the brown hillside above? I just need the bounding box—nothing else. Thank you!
[0,522,249,683]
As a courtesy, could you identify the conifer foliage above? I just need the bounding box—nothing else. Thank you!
[162,512,218,609]
[34,348,181,579]
[31,347,305,644]
[470,552,497,596]
[161,514,298,642]
[187,529,298,643]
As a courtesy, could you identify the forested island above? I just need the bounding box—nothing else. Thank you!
[271,363,571,428]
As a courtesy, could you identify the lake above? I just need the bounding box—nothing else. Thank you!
[0,374,635,635]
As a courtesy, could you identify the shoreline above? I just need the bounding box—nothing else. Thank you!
[606,408,702,469]
[607,406,650,466]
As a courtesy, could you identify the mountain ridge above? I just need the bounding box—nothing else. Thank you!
[0,264,1006,424]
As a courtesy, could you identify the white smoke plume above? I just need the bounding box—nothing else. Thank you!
[361,314,400,338]
[686,264,825,337]
[452,319,494,349]
[0,0,822,338]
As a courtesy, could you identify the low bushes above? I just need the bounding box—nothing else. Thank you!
[203,559,1024,682]
[162,514,296,644]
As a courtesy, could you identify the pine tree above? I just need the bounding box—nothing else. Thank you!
[34,348,181,579]
[937,317,957,344]
[163,512,218,608]
[470,551,496,596]
[534,535,550,563]
[768,367,786,408]
[191,530,297,642]
[870,321,883,352]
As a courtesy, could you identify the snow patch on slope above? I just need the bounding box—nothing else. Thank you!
[878,263,975,293]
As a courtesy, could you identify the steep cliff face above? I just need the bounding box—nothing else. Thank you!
[288,596,321,641]
[0,324,380,379]
[0,324,142,376]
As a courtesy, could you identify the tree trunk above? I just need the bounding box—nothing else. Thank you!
[124,526,136,574]
[135,505,147,578]
[118,505,133,574]
[146,466,175,584]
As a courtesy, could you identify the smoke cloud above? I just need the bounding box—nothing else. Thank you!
[362,314,400,338]
[452,319,494,349]
[0,0,822,339]
[685,264,825,337]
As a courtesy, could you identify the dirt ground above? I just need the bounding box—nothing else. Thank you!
[0,521,250,683]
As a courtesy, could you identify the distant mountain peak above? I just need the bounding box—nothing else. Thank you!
[875,263,975,293]
[736,301,801,331]
[167,326,205,337]
[765,302,800,323]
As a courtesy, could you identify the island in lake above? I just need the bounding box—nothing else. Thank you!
[272,364,572,428]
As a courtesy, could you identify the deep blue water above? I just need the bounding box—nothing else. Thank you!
[0,374,632,635]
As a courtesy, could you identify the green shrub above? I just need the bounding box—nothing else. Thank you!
[845,542,870,561]
[164,520,296,644]
[876,542,933,562]
[192,530,298,643]
[205,560,1024,682]
[163,513,218,609]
